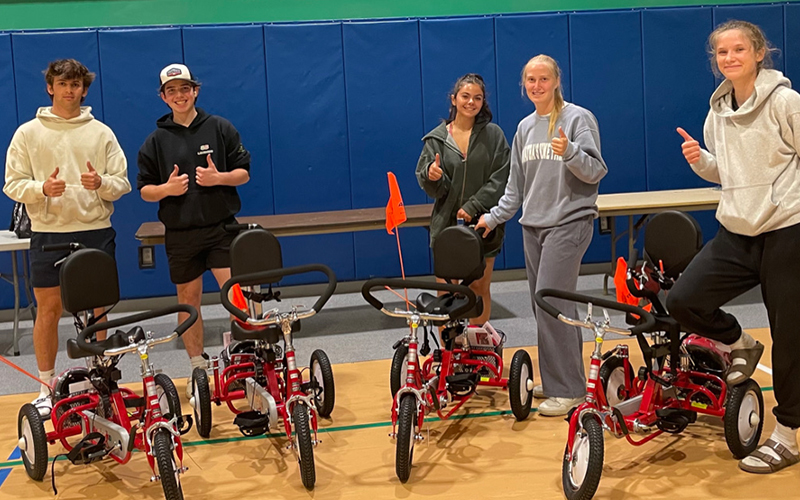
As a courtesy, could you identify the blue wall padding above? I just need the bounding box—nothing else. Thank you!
[183,26,274,219]
[419,18,498,135]
[97,28,183,299]
[570,11,647,262]
[12,31,104,123]
[787,4,800,85]
[642,8,715,191]
[494,13,571,270]
[264,23,355,283]
[342,20,431,278]
[1,3,795,309]
[714,5,785,72]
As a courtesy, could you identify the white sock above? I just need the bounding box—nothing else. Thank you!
[38,369,55,397]
[741,423,799,467]
[729,331,756,350]
[189,355,206,373]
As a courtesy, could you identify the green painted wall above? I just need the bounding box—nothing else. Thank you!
[0,0,791,31]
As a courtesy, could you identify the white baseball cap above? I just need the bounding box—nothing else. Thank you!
[159,63,199,91]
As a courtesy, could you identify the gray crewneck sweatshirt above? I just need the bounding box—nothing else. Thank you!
[484,102,607,229]
[694,69,800,236]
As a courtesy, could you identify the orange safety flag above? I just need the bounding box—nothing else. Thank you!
[385,172,407,234]
[613,257,652,312]
[231,284,247,311]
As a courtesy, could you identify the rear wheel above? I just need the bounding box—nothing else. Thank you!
[154,373,182,420]
[310,350,335,418]
[395,394,417,483]
[508,350,533,421]
[153,429,183,500]
[293,403,316,490]
[562,414,604,500]
[18,403,48,481]
[191,367,212,438]
[724,378,764,459]
[599,356,634,407]
[390,343,409,398]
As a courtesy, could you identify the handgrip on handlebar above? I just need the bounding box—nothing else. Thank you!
[220,264,337,322]
[77,304,198,356]
[361,278,477,321]
[225,223,261,233]
[42,242,85,253]
[534,288,656,336]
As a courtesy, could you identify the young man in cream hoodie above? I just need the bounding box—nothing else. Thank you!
[3,59,131,416]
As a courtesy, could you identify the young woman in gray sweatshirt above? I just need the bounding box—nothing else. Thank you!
[476,55,607,417]
[671,20,800,473]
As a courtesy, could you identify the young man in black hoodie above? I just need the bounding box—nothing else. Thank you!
[137,64,250,395]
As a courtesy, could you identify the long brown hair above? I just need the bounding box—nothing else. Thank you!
[707,20,778,78]
[447,73,493,123]
[521,55,564,138]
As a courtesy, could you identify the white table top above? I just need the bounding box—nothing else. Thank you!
[0,230,31,251]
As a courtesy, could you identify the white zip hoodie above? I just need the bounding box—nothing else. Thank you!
[694,69,800,236]
[3,107,131,233]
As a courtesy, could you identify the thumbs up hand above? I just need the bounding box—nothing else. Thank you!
[428,153,443,181]
[551,126,569,157]
[81,161,102,190]
[43,167,66,197]
[196,154,220,187]
[164,164,189,197]
[677,127,701,165]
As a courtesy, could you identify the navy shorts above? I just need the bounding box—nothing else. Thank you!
[164,217,236,285]
[30,228,117,288]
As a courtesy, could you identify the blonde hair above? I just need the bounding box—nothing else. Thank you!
[521,55,564,138]
[707,20,778,78]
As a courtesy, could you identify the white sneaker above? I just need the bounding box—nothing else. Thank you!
[533,384,545,399]
[538,396,584,417]
[186,374,194,400]
[31,394,52,418]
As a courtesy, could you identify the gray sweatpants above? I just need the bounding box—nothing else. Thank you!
[523,217,593,399]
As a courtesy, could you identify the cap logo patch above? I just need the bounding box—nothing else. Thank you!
[166,67,182,77]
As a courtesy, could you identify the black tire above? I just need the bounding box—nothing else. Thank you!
[396,394,417,483]
[153,429,184,500]
[562,414,605,500]
[18,403,48,481]
[599,356,634,407]
[508,350,533,421]
[724,378,764,459]
[310,350,335,418]
[390,343,409,398]
[154,373,182,421]
[293,403,316,490]
[191,367,213,438]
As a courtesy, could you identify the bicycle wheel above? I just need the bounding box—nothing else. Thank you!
[191,367,213,438]
[724,378,764,459]
[18,403,48,481]
[293,403,316,490]
[390,343,409,398]
[310,350,335,418]
[599,356,634,407]
[154,373,182,420]
[508,350,533,421]
[153,429,184,500]
[562,414,604,500]
[395,394,417,483]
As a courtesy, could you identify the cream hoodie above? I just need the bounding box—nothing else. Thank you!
[694,69,800,236]
[3,107,131,233]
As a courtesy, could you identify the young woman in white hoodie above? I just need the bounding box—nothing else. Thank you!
[671,20,800,473]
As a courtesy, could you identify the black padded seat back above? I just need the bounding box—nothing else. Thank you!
[230,229,283,282]
[644,211,703,280]
[59,249,119,314]
[433,226,485,286]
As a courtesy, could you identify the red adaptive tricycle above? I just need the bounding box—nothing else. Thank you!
[188,224,337,490]
[17,243,197,500]
[534,211,764,500]
[361,225,533,483]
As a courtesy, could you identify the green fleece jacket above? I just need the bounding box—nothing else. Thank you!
[415,119,510,256]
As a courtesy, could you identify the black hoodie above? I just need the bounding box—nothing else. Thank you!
[137,108,251,230]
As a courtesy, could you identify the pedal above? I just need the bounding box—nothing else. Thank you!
[233,410,270,437]
[655,408,697,434]
[67,432,108,465]
[445,372,479,394]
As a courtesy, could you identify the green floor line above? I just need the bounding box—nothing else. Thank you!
[0,384,776,470]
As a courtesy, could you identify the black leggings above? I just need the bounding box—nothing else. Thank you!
[667,223,800,428]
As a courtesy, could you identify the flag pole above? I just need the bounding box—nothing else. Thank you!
[395,228,409,311]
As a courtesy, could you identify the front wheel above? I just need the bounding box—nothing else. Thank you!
[191,368,212,438]
[154,373,182,420]
[18,403,48,481]
[508,350,533,421]
[562,414,604,500]
[390,343,409,398]
[310,350,335,418]
[724,378,764,459]
[396,394,418,483]
[293,403,316,490]
[153,429,184,500]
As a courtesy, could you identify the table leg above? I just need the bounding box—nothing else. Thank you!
[11,250,20,356]
[628,215,635,262]
[603,217,617,295]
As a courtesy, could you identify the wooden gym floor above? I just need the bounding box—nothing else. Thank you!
[0,328,795,500]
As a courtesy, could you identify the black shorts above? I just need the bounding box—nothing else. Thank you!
[30,228,117,288]
[165,217,236,284]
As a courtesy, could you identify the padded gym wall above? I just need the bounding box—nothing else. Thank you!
[0,34,18,295]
